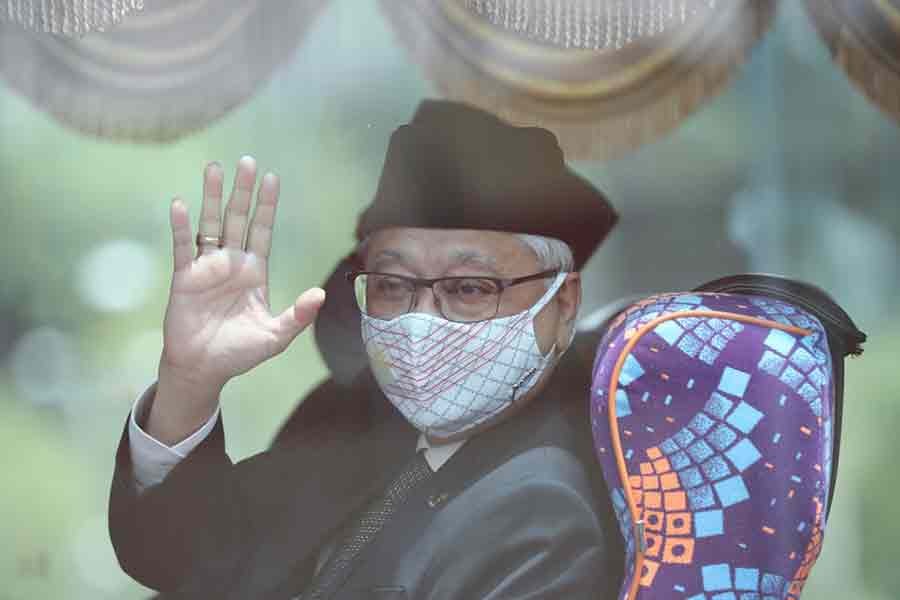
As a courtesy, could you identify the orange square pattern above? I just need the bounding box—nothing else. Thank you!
[644,510,664,532]
[660,472,679,491]
[665,512,691,536]
[644,532,662,558]
[664,491,687,511]
[662,537,694,564]
[653,458,671,474]
[639,559,660,586]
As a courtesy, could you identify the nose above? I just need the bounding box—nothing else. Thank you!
[410,286,444,318]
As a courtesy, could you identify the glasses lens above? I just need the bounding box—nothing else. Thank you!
[435,277,501,322]
[356,273,415,319]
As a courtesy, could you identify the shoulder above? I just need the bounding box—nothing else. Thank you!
[467,445,599,518]
[415,446,610,599]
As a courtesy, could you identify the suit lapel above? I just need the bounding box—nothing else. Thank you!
[230,382,416,599]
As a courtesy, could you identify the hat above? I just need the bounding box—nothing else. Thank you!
[0,0,327,142]
[355,100,618,270]
[378,1,776,159]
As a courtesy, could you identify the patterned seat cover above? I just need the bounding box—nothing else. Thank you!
[590,291,835,600]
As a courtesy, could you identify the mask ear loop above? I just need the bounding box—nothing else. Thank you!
[510,366,538,402]
[510,272,571,402]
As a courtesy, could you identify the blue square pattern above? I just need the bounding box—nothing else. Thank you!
[702,563,733,592]
[794,314,813,328]
[718,367,751,398]
[764,328,796,356]
[726,401,765,434]
[678,316,701,329]
[670,450,692,470]
[694,321,715,341]
[735,568,760,591]
[711,593,737,600]
[757,350,786,377]
[725,439,762,472]
[688,483,716,510]
[808,367,828,389]
[705,393,734,419]
[798,382,819,404]
[779,366,804,391]
[688,439,715,463]
[711,334,729,350]
[714,476,750,508]
[655,320,684,345]
[701,456,731,481]
[690,413,716,435]
[679,466,704,488]
[760,573,785,594]
[660,438,679,455]
[708,318,726,331]
[619,353,645,386]
[699,346,720,366]
[707,423,738,451]
[616,389,631,418]
[679,334,703,358]
[674,428,697,448]
[790,347,818,373]
[695,509,724,538]
[809,398,823,417]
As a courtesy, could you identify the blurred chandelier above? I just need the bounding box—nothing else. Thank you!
[1,0,144,35]
[0,0,327,142]
[806,0,900,124]
[380,0,777,159]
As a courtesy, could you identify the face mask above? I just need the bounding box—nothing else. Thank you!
[361,272,570,438]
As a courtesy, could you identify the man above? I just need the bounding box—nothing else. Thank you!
[108,100,621,599]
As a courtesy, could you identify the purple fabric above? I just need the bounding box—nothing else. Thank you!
[590,292,833,600]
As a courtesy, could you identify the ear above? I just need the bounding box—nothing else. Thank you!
[555,272,581,350]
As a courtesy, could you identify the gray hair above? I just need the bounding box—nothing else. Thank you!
[514,233,574,273]
[354,232,574,275]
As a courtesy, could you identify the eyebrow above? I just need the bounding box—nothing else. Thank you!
[370,248,503,276]
[447,250,502,276]
[370,249,412,271]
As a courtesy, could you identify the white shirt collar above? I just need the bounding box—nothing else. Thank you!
[416,433,467,472]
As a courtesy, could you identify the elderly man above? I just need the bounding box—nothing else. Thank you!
[108,100,621,599]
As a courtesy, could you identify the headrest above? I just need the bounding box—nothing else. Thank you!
[587,278,864,600]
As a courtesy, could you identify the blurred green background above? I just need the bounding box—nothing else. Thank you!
[1,1,898,598]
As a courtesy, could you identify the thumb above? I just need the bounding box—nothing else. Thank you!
[273,287,326,349]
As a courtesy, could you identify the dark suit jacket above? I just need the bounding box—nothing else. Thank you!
[108,349,623,599]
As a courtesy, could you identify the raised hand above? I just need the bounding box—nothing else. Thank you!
[147,156,325,444]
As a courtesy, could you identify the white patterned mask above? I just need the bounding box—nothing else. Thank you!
[361,272,569,438]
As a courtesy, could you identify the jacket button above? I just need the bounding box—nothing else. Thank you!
[427,492,449,508]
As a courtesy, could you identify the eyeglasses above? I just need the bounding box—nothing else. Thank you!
[346,269,560,323]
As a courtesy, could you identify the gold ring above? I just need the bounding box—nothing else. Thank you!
[196,233,223,248]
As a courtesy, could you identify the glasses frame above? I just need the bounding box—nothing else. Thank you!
[345,268,561,323]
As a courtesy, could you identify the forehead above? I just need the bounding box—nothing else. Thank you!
[363,227,538,274]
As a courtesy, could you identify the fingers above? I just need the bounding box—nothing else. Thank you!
[170,197,194,272]
[273,288,326,350]
[222,156,257,250]
[246,172,280,260]
[196,161,225,258]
